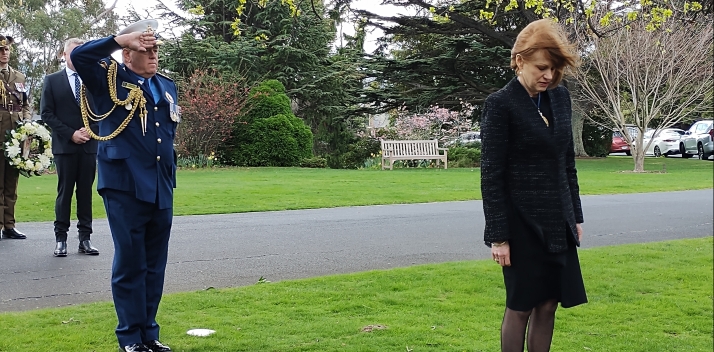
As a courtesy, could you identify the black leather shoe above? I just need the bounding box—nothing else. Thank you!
[54,241,67,257]
[119,344,152,352]
[145,340,172,352]
[2,228,26,239]
[78,240,99,255]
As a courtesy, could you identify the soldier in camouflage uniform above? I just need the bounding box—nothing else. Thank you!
[0,35,31,240]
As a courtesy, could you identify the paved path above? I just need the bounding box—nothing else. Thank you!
[0,190,711,312]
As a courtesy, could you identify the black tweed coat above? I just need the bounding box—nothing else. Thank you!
[480,78,584,253]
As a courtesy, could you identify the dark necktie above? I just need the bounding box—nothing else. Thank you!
[73,73,80,104]
[1,68,8,82]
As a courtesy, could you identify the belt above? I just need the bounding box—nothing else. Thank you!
[0,104,22,112]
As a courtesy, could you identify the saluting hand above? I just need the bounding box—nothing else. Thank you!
[115,31,156,52]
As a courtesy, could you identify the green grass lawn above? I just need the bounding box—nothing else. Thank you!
[0,237,711,351]
[17,156,712,222]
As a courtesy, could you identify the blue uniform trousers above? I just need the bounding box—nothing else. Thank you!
[102,189,172,346]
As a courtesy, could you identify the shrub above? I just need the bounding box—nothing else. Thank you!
[342,137,382,169]
[176,69,251,157]
[177,153,220,168]
[582,122,612,157]
[243,114,302,166]
[299,157,327,168]
[224,79,313,166]
[448,146,481,168]
[243,80,292,123]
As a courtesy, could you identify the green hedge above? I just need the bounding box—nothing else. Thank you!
[299,157,328,168]
[448,145,481,168]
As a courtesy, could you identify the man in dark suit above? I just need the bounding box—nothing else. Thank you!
[72,20,176,352]
[41,38,100,257]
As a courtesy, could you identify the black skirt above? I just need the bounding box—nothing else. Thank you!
[502,214,587,311]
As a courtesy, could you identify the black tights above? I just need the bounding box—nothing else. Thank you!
[501,299,558,352]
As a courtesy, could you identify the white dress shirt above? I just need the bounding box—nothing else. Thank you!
[66,67,81,99]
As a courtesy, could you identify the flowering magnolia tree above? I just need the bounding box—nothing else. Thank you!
[391,101,476,144]
[176,69,252,159]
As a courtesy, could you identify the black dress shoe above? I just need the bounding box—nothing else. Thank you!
[54,241,68,257]
[78,240,99,255]
[120,343,152,352]
[145,340,172,352]
[2,228,26,239]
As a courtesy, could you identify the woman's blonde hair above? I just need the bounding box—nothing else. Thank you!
[510,19,579,88]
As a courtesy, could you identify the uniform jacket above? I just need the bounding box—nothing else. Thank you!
[71,36,178,209]
[0,66,32,121]
[480,78,584,253]
[40,69,98,154]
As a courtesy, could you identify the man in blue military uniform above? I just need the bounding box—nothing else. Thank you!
[71,19,178,352]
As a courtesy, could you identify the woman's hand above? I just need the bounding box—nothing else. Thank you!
[576,223,583,242]
[491,242,511,267]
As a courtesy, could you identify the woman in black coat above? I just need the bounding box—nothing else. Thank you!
[480,19,587,352]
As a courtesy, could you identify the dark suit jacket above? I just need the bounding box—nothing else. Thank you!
[480,78,584,253]
[71,37,178,210]
[40,69,98,154]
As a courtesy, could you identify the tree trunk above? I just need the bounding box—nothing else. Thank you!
[633,151,645,172]
[632,133,645,172]
[572,108,588,157]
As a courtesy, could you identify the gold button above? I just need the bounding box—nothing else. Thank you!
[155,122,160,127]
[156,156,161,161]
[157,138,162,143]
[154,107,158,111]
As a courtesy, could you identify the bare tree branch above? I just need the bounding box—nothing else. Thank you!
[574,19,713,171]
[89,0,118,26]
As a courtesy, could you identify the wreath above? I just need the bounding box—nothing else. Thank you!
[3,120,53,177]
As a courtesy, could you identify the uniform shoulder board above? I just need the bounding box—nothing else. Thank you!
[155,71,174,81]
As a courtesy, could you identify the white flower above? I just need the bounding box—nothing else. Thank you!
[44,148,53,157]
[24,124,37,135]
[24,160,33,170]
[6,145,20,158]
[38,155,51,167]
[11,132,21,140]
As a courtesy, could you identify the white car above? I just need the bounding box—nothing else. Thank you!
[680,120,714,160]
[446,131,481,147]
[643,128,686,157]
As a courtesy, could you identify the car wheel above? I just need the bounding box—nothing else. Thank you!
[680,143,693,159]
[654,146,662,157]
[698,143,709,160]
[625,150,631,156]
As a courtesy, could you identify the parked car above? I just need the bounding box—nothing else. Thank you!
[446,131,481,147]
[643,128,685,157]
[610,125,652,156]
[679,120,714,160]
[611,131,631,155]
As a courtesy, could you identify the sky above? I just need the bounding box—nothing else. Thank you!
[106,0,413,53]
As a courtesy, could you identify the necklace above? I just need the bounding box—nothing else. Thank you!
[531,93,549,127]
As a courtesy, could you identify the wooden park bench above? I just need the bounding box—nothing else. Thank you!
[380,140,448,170]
